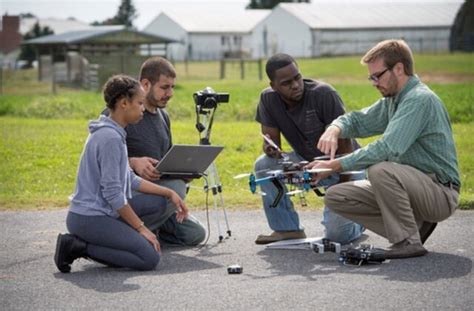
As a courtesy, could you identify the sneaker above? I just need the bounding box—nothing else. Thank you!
[255,231,306,245]
[385,240,428,259]
[54,233,87,273]
[419,222,437,245]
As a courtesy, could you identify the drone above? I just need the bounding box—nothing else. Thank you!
[264,236,386,266]
[235,134,365,207]
[234,159,333,208]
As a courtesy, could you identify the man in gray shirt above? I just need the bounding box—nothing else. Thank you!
[126,57,206,246]
[254,53,364,245]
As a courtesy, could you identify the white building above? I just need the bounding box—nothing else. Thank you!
[251,1,464,58]
[143,8,270,61]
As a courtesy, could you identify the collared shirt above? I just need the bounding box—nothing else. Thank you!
[333,75,460,186]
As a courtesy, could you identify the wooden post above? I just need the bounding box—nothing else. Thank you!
[0,67,3,94]
[258,58,263,80]
[35,48,41,81]
[52,63,57,95]
[220,59,225,79]
[240,58,244,80]
[51,48,56,94]
[184,57,189,77]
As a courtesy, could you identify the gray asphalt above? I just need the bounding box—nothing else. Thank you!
[1,208,473,310]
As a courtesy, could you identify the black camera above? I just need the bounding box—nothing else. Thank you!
[193,87,229,109]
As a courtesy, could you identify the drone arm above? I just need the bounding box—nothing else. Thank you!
[249,175,274,193]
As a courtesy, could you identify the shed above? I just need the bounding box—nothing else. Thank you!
[24,25,176,89]
[251,1,464,58]
[144,8,270,61]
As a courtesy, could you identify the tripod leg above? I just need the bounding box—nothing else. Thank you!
[208,162,231,237]
[206,167,224,241]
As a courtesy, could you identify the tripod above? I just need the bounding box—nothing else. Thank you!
[195,100,231,242]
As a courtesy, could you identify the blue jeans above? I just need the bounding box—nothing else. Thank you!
[254,152,365,244]
[129,178,206,246]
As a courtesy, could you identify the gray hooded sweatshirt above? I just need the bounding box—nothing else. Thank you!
[69,115,142,218]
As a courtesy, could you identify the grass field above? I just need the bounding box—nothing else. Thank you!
[0,53,473,210]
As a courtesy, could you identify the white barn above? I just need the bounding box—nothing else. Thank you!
[251,0,464,58]
[143,8,270,61]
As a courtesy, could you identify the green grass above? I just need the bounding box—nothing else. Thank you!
[1,117,473,210]
[0,52,473,210]
[1,53,473,122]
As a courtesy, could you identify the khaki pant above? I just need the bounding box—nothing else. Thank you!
[325,162,459,244]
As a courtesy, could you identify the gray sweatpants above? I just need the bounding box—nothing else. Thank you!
[324,162,459,244]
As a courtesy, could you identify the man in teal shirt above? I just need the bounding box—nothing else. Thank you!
[308,39,460,259]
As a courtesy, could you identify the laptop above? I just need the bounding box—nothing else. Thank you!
[155,144,224,179]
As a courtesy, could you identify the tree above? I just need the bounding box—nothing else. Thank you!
[247,0,310,10]
[18,22,54,68]
[450,0,474,51]
[93,0,138,28]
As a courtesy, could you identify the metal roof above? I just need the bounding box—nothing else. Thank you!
[23,26,176,45]
[19,17,92,35]
[278,1,464,29]
[151,8,270,33]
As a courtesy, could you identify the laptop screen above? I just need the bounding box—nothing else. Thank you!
[155,144,224,178]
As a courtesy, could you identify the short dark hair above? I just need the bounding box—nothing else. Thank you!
[139,56,176,85]
[361,39,414,75]
[102,74,141,110]
[265,53,297,81]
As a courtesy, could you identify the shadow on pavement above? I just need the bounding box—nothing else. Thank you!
[256,248,472,282]
[53,266,144,293]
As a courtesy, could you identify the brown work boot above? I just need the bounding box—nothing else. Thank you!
[255,231,306,245]
[385,240,427,259]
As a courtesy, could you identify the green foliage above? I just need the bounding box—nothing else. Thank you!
[247,0,310,9]
[95,0,138,27]
[450,0,474,51]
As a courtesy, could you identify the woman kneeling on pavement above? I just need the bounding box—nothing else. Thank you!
[54,74,188,273]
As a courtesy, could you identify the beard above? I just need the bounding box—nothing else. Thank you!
[377,72,399,97]
[146,91,169,109]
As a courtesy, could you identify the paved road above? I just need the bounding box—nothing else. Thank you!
[1,209,472,310]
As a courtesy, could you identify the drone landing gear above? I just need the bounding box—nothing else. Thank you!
[311,238,341,254]
[339,244,386,266]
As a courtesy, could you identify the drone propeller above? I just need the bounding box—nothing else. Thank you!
[233,173,251,180]
[286,189,304,196]
[313,153,350,161]
[339,170,365,175]
[233,168,272,180]
[305,168,333,174]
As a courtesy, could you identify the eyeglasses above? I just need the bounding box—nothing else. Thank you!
[368,68,391,82]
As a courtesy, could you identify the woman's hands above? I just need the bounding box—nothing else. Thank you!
[138,225,161,252]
